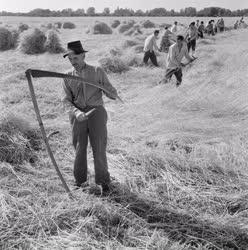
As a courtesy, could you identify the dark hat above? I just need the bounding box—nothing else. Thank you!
[63,40,88,58]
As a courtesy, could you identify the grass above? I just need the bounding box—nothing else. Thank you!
[0,17,248,249]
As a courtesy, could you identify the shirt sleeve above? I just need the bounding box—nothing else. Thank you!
[98,67,118,100]
[61,77,78,115]
[170,46,181,68]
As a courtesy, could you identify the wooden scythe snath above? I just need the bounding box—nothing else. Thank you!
[25,69,123,198]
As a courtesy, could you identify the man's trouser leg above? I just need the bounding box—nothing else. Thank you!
[143,51,150,65]
[174,68,183,86]
[88,106,110,185]
[71,115,88,186]
[150,51,159,67]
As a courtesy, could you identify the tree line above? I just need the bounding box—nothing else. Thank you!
[0,7,248,17]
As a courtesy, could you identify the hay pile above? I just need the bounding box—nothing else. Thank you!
[141,20,156,28]
[54,22,62,29]
[118,20,135,33]
[0,114,41,165]
[45,30,65,53]
[19,28,46,54]
[133,44,144,53]
[124,24,143,36]
[18,23,29,32]
[123,39,139,48]
[0,27,19,51]
[62,22,76,29]
[99,56,129,73]
[111,20,121,28]
[91,21,112,34]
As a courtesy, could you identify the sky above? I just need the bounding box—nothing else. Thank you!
[1,0,248,12]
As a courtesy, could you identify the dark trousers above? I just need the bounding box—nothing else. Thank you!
[143,50,159,67]
[70,105,110,186]
[187,39,196,52]
[165,68,182,84]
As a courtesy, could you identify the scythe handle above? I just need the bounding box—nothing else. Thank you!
[25,70,73,199]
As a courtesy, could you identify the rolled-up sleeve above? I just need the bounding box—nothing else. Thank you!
[97,67,117,100]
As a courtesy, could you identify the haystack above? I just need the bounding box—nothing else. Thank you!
[0,114,41,165]
[91,22,112,34]
[19,28,46,54]
[63,22,76,29]
[111,20,121,28]
[99,56,129,73]
[18,23,29,32]
[118,20,135,33]
[142,20,156,28]
[45,30,65,53]
[124,24,143,36]
[123,39,139,48]
[54,22,62,29]
[0,27,19,51]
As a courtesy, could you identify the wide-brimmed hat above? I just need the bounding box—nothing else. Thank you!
[63,40,88,58]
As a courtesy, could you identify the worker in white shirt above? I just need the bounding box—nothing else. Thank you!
[170,21,178,33]
[143,30,160,67]
[159,35,195,87]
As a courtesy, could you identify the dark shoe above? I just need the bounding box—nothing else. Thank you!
[73,181,89,190]
[101,183,111,193]
[176,81,181,87]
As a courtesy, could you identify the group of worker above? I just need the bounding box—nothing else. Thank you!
[143,18,229,86]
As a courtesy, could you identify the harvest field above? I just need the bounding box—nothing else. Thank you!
[1,16,248,249]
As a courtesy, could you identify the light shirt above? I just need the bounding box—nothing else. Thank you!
[143,34,159,52]
[62,64,117,115]
[188,26,198,40]
[166,42,192,69]
[170,24,178,33]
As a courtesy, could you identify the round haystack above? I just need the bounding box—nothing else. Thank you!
[19,28,46,54]
[111,20,121,28]
[0,113,41,165]
[18,23,29,32]
[54,22,62,29]
[142,20,156,28]
[0,27,19,51]
[91,21,112,34]
[45,30,65,53]
[124,24,143,36]
[62,22,76,29]
[118,20,135,33]
[99,56,129,73]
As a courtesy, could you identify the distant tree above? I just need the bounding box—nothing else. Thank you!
[74,8,85,16]
[113,7,135,16]
[61,8,73,16]
[28,8,52,17]
[87,7,95,16]
[135,9,145,16]
[148,8,168,16]
[184,7,197,16]
[103,7,110,16]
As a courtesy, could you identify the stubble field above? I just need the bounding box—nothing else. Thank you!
[1,16,248,250]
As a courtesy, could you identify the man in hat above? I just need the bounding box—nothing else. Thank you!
[62,40,118,192]
[159,35,195,86]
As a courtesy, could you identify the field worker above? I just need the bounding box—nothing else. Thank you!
[143,30,160,67]
[170,21,178,33]
[62,40,118,192]
[198,21,205,38]
[218,18,225,32]
[206,20,215,36]
[160,26,175,53]
[159,35,195,87]
[234,20,239,29]
[196,20,200,28]
[186,22,198,57]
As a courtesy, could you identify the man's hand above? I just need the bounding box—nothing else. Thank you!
[75,110,87,122]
